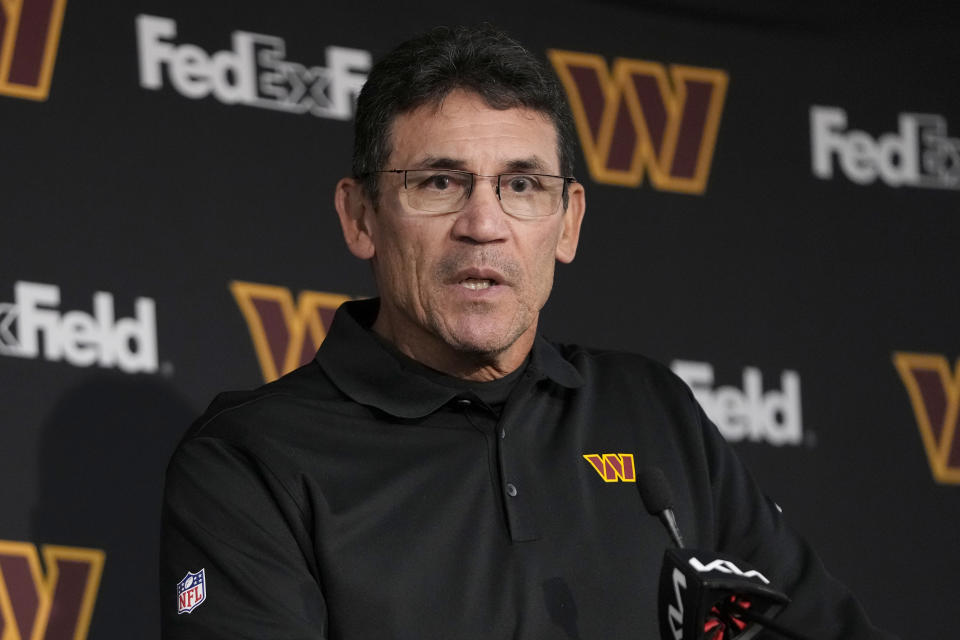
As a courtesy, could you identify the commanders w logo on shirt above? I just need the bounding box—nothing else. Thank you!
[230,281,350,383]
[0,539,104,640]
[583,453,636,482]
[894,352,960,485]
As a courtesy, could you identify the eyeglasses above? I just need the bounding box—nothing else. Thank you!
[369,169,576,218]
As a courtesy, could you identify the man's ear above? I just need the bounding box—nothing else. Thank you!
[335,177,376,260]
[555,181,585,264]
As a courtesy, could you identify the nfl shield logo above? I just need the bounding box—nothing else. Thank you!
[177,569,206,614]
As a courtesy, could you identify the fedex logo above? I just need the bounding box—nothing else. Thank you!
[811,106,960,190]
[0,281,159,373]
[136,15,369,120]
[671,360,804,446]
[583,453,636,482]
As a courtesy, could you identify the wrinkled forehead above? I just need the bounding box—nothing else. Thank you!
[384,91,563,172]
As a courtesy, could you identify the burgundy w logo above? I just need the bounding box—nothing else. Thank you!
[548,49,728,194]
[0,0,69,100]
[894,352,960,484]
[583,453,636,482]
[0,540,104,640]
[230,281,350,383]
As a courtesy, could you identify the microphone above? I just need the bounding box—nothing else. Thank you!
[659,548,793,640]
[637,467,685,549]
[637,468,810,640]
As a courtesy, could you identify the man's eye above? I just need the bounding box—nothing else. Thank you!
[505,175,540,193]
[415,172,468,191]
[427,174,452,190]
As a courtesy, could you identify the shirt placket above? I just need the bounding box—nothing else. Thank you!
[456,375,542,543]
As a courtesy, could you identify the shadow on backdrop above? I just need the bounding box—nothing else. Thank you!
[31,373,194,640]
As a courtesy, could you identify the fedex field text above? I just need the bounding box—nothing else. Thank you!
[136,15,370,120]
[0,281,158,373]
[811,106,960,189]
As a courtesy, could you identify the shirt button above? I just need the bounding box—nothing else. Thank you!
[500,428,506,439]
[456,398,472,406]
[506,483,518,497]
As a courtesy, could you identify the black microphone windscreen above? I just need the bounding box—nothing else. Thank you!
[637,467,674,515]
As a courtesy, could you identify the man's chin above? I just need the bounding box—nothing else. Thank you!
[441,321,529,360]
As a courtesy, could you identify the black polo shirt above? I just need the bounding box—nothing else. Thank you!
[160,299,893,639]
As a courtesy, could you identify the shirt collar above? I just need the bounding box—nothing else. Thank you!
[314,298,583,419]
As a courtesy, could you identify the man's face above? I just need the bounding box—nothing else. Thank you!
[336,90,585,378]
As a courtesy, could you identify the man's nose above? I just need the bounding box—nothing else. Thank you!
[451,177,509,243]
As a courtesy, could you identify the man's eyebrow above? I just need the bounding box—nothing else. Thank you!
[504,157,550,173]
[412,156,554,173]
[417,156,468,170]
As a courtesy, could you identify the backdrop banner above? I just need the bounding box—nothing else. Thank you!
[2,1,957,638]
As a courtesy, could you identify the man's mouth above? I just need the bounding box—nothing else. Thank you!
[460,278,496,290]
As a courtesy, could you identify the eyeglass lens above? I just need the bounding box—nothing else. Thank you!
[401,170,565,217]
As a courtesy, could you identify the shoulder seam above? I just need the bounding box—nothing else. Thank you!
[188,432,313,535]
[193,391,300,437]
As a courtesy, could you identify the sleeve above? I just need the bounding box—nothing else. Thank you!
[696,404,899,640]
[160,434,328,639]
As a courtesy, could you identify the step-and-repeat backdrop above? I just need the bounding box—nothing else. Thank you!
[2,1,957,637]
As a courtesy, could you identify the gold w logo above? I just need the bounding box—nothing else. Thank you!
[0,540,104,640]
[893,352,960,484]
[230,281,350,383]
[0,0,69,100]
[548,49,728,194]
[583,453,636,482]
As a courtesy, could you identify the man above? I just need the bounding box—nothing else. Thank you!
[161,25,895,639]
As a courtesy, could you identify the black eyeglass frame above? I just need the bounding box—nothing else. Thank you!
[364,168,577,217]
